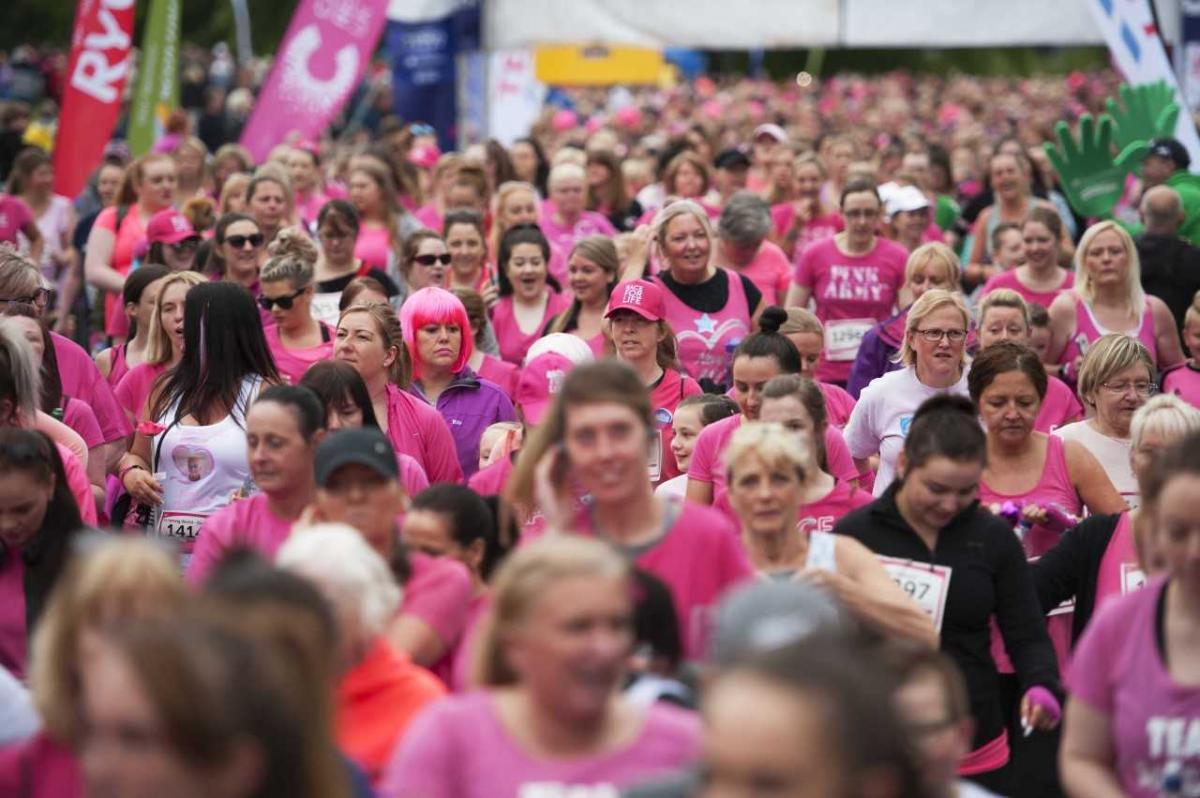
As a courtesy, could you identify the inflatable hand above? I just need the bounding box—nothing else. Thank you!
[1105,80,1180,153]
[1044,114,1145,218]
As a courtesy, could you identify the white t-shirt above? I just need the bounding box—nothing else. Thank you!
[1053,420,1138,506]
[843,365,971,496]
[654,473,688,499]
[957,780,1002,798]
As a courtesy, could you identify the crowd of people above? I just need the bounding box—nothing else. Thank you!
[0,56,1199,798]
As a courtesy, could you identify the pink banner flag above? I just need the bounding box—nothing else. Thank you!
[53,0,136,198]
[239,0,389,161]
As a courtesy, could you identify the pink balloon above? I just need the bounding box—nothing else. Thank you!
[614,106,642,129]
[552,109,579,132]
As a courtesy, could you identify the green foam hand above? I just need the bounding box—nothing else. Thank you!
[1104,80,1180,152]
[1044,114,1145,218]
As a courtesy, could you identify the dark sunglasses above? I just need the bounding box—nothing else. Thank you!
[258,287,306,310]
[169,237,201,253]
[414,253,451,266]
[226,233,264,249]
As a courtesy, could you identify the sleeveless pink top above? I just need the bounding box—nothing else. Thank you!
[105,343,130,387]
[656,268,751,386]
[980,267,1074,310]
[491,292,569,365]
[1095,512,1146,612]
[1059,295,1158,367]
[265,323,334,385]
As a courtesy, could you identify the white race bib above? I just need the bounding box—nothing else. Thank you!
[824,318,874,361]
[878,556,952,632]
[647,430,662,483]
[1120,562,1147,595]
[156,511,207,545]
[310,292,343,328]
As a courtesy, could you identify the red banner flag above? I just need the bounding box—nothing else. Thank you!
[53,0,136,198]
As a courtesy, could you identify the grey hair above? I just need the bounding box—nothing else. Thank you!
[276,524,402,642]
[1130,393,1200,450]
[718,191,772,246]
[0,321,39,422]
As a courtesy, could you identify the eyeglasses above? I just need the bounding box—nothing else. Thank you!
[225,233,264,250]
[413,253,451,266]
[258,287,307,311]
[913,328,967,343]
[1099,380,1156,397]
[0,288,50,308]
[169,237,201,253]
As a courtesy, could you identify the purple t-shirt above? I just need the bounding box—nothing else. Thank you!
[410,369,516,480]
[379,691,700,798]
[1069,576,1200,798]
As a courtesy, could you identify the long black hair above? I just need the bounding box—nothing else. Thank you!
[496,224,561,296]
[150,282,280,425]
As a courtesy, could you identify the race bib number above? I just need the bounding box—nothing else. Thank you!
[156,511,206,544]
[1121,563,1147,595]
[310,292,342,327]
[824,319,874,361]
[877,556,951,632]
[647,430,662,482]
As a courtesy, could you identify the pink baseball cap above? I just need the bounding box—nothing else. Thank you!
[605,279,665,322]
[146,209,197,245]
[516,351,575,427]
[408,143,441,170]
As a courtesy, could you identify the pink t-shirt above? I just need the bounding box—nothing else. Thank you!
[1069,576,1200,798]
[58,442,98,526]
[1035,376,1084,433]
[771,203,844,257]
[1060,295,1159,369]
[818,380,856,428]
[1094,512,1146,613]
[386,384,465,484]
[265,323,333,385]
[539,208,618,284]
[650,369,702,484]
[414,203,443,234]
[354,223,393,272]
[476,355,519,399]
[0,731,83,798]
[731,240,791,307]
[980,268,1074,311]
[186,493,297,586]
[490,292,569,365]
[52,332,131,444]
[296,189,331,227]
[115,362,168,422]
[449,592,490,692]
[792,236,908,383]
[94,204,150,338]
[62,397,104,450]
[379,691,700,798]
[1162,361,1200,408]
[656,268,753,387]
[798,480,872,535]
[0,194,32,244]
[405,552,473,653]
[688,414,860,525]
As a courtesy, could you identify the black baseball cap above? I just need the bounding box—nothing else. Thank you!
[714,147,752,170]
[314,427,398,486]
[1146,137,1190,171]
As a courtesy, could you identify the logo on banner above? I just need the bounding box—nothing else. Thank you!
[71,0,134,103]
[278,25,359,114]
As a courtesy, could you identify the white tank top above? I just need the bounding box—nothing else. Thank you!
[151,376,262,561]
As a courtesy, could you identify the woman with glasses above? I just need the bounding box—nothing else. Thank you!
[259,229,333,385]
[1054,334,1158,504]
[492,225,567,365]
[312,200,401,327]
[1047,221,1184,379]
[401,230,450,299]
[844,289,972,496]
[208,212,266,291]
[143,208,201,272]
[785,179,908,388]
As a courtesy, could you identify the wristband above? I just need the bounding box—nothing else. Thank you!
[1023,686,1062,725]
[119,463,147,482]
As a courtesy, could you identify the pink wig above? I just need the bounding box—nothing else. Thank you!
[399,287,473,377]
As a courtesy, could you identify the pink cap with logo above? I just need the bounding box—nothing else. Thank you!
[516,351,576,427]
[146,209,197,245]
[605,279,665,322]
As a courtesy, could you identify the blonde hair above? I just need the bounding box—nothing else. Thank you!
[724,421,810,484]
[247,163,296,221]
[1184,289,1200,330]
[977,289,1030,330]
[1076,333,1155,409]
[548,161,586,188]
[1073,221,1145,320]
[0,244,42,305]
[218,172,252,214]
[491,180,540,255]
[905,242,961,289]
[337,302,411,388]
[653,200,716,273]
[472,535,629,687]
[29,538,186,742]
[899,289,971,367]
[779,307,823,336]
[145,271,207,364]
[260,226,318,287]
[1130,394,1200,452]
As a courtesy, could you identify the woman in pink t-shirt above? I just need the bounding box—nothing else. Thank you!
[380,536,699,798]
[772,152,844,261]
[245,171,293,247]
[94,265,170,387]
[1048,221,1184,376]
[977,290,1083,432]
[1161,295,1200,406]
[1061,433,1200,798]
[285,144,331,229]
[455,287,518,399]
[778,308,857,426]
[507,361,753,659]
[716,192,793,307]
[83,153,177,340]
[490,224,567,365]
[544,236,617,358]
[259,230,334,385]
[333,303,463,484]
[723,421,935,646]
[348,159,402,274]
[539,163,617,282]
[786,179,908,386]
[444,209,497,298]
[980,209,1075,311]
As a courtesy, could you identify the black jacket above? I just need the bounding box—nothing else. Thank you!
[834,483,1061,749]
[1031,512,1122,645]
[1134,232,1200,329]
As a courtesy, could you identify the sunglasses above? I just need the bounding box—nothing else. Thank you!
[258,287,306,310]
[226,233,264,250]
[414,253,451,266]
[169,237,201,253]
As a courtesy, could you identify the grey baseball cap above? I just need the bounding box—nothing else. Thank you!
[709,580,850,667]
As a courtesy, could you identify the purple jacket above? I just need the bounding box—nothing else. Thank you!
[410,367,516,480]
[846,310,908,399]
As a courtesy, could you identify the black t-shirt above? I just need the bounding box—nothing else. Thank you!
[657,268,763,315]
[316,266,400,297]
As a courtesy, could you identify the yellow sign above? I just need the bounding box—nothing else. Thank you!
[535,45,664,86]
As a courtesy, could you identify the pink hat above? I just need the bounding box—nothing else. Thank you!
[146,209,197,245]
[605,279,665,322]
[516,351,575,427]
[408,143,441,169]
[551,109,579,132]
